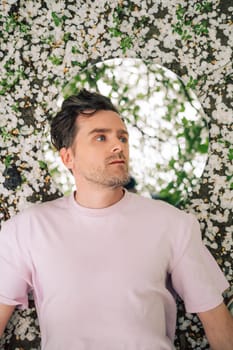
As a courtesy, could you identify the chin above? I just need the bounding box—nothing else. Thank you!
[106,176,130,188]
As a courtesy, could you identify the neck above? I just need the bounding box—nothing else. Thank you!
[74,186,125,209]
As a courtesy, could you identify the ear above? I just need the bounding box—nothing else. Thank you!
[59,147,74,170]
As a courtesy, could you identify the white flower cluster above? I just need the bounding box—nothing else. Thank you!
[0,0,232,349]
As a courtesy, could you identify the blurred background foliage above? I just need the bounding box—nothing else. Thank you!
[44,58,209,207]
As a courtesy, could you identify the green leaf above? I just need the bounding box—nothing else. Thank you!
[109,27,122,37]
[39,160,47,170]
[4,155,12,168]
[51,12,62,26]
[71,46,81,54]
[49,55,63,65]
[181,117,188,126]
[195,2,212,13]
[186,77,198,90]
[11,103,19,112]
[198,143,208,154]
[1,127,11,140]
[19,22,31,33]
[176,4,186,20]
[120,36,133,53]
[63,32,71,42]
[228,148,233,161]
[168,158,176,168]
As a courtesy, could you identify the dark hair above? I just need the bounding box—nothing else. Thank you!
[124,176,137,192]
[51,89,119,150]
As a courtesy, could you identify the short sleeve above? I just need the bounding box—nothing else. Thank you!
[0,215,32,309]
[171,214,229,313]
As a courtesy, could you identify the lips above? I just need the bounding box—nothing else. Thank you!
[106,153,126,165]
[109,160,125,165]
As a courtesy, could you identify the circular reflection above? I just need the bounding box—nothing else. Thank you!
[44,58,208,206]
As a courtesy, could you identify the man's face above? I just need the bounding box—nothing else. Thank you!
[60,110,130,189]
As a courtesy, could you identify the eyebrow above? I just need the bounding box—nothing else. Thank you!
[88,128,129,136]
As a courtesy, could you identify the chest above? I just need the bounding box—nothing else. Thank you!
[30,214,171,301]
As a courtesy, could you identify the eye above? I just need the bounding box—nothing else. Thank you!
[119,136,128,143]
[96,135,106,141]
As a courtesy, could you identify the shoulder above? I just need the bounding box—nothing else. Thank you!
[1,194,71,231]
[126,192,199,243]
[126,191,191,221]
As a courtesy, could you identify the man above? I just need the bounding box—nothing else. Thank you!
[0,89,232,349]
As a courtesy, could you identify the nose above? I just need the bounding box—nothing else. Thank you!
[111,141,123,153]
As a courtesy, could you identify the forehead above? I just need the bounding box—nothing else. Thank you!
[77,110,127,132]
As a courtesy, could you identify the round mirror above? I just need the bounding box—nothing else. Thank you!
[43,58,208,206]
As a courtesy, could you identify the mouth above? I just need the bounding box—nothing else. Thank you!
[109,160,125,165]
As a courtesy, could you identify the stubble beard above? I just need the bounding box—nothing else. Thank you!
[84,164,130,189]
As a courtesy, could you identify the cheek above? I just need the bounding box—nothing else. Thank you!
[74,151,98,169]
[125,144,130,158]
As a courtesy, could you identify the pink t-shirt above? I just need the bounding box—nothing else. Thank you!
[0,191,229,349]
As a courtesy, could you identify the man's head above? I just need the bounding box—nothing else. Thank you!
[50,89,130,189]
[51,89,119,151]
